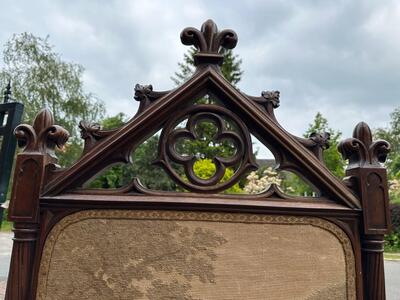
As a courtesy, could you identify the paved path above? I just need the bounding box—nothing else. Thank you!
[0,232,399,299]
[385,260,400,300]
[0,232,12,299]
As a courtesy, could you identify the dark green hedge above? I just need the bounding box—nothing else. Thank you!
[390,204,400,230]
[385,204,400,252]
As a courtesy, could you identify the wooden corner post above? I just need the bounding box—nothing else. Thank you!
[339,122,391,300]
[5,108,68,300]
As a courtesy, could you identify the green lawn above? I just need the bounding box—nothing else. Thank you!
[384,252,400,260]
[391,198,400,205]
[0,220,12,232]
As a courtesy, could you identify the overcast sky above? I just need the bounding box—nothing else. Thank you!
[1,0,400,157]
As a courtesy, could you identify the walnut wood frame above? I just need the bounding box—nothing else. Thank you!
[5,20,391,300]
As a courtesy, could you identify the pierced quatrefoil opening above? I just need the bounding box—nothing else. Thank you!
[155,104,257,193]
[173,117,238,161]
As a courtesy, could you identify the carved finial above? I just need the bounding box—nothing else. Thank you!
[261,90,280,108]
[3,80,12,103]
[79,121,118,155]
[33,108,54,134]
[134,84,153,102]
[180,19,238,66]
[338,122,390,168]
[14,108,69,161]
[309,132,330,150]
[133,83,169,116]
[79,121,101,140]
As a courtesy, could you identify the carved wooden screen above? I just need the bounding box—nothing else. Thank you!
[5,20,391,300]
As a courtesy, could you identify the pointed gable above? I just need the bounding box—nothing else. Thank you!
[43,20,360,209]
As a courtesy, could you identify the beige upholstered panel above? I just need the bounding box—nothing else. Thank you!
[37,210,356,300]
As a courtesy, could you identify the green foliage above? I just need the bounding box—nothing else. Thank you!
[385,233,400,252]
[193,159,242,194]
[281,112,344,196]
[175,118,237,160]
[0,219,12,232]
[101,112,126,130]
[87,113,126,189]
[171,47,196,86]
[129,135,177,191]
[57,141,83,167]
[171,47,243,87]
[0,32,105,167]
[375,107,400,179]
[88,114,176,190]
[389,204,400,232]
[389,179,400,204]
[375,107,400,204]
[356,106,400,252]
[0,209,12,232]
[280,171,316,197]
[0,32,105,134]
[385,204,400,252]
[58,112,126,168]
[219,49,243,87]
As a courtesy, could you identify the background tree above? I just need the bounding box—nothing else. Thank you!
[375,107,400,205]
[304,112,345,178]
[174,114,237,161]
[280,112,345,196]
[375,107,400,179]
[171,47,243,87]
[375,108,400,251]
[0,32,105,166]
[88,113,177,191]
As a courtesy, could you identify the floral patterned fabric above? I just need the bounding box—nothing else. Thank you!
[37,210,356,299]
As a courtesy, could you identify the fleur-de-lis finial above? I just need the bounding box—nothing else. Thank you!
[338,122,390,168]
[14,108,69,161]
[180,19,238,66]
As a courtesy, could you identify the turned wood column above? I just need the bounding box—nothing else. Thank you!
[5,157,43,299]
[5,108,69,300]
[339,122,391,300]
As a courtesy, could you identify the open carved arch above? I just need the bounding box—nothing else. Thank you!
[6,20,391,300]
